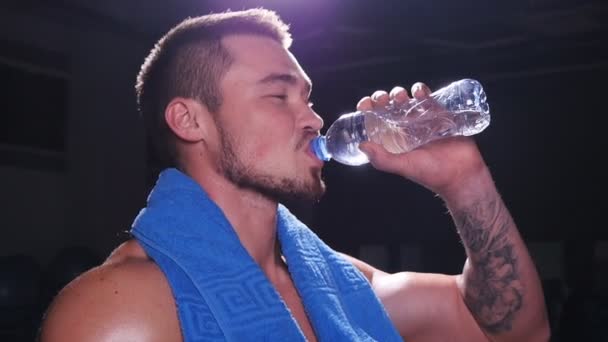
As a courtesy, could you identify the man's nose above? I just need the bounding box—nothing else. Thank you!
[302,107,324,132]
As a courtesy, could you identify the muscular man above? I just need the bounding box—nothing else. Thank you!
[40,8,549,342]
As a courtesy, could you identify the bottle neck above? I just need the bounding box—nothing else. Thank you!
[311,136,331,161]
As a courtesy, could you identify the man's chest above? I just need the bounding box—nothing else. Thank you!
[275,279,318,342]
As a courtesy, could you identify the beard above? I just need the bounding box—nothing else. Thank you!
[215,123,326,203]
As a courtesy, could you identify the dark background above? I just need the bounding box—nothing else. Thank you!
[0,0,606,340]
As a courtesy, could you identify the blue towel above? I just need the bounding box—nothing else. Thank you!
[131,168,402,341]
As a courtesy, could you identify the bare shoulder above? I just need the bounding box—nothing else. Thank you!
[340,253,488,341]
[40,240,182,342]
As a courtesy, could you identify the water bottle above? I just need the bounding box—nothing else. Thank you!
[310,79,490,166]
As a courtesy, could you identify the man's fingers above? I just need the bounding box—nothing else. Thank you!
[357,96,373,111]
[358,84,430,112]
[371,90,390,108]
[412,82,431,100]
[389,86,409,104]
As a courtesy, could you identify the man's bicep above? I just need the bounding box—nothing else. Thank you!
[372,271,489,341]
[338,252,389,285]
[337,254,429,335]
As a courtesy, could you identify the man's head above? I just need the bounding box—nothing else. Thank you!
[136,8,292,167]
[136,9,325,202]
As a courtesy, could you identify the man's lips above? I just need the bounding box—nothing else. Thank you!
[296,132,319,150]
[296,133,324,166]
[306,143,324,166]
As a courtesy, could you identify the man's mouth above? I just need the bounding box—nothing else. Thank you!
[296,132,320,151]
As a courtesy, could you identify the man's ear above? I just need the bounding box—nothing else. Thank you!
[164,98,209,142]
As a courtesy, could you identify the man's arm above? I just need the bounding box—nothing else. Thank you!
[352,84,550,341]
[346,167,549,341]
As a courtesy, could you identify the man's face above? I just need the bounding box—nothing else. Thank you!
[210,34,325,202]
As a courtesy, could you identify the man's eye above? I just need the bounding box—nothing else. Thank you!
[271,95,287,100]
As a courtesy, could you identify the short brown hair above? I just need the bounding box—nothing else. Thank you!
[135,8,292,167]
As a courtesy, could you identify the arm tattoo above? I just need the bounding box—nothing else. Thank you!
[453,198,523,334]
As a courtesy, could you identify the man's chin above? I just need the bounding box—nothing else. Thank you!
[272,178,326,203]
[301,172,326,202]
[277,182,325,203]
[297,184,325,203]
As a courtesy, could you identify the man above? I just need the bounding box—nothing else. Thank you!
[40,8,549,342]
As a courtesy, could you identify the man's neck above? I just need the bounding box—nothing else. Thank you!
[188,168,283,275]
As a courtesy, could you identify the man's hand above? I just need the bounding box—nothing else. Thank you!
[357,83,488,198]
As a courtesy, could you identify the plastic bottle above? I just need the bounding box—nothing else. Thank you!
[310,79,490,166]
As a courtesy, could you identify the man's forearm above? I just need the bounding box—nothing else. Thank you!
[443,169,547,338]
[452,193,523,333]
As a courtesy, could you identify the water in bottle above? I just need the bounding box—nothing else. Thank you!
[310,79,490,166]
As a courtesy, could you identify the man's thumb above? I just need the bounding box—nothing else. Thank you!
[359,141,405,175]
[358,142,377,160]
